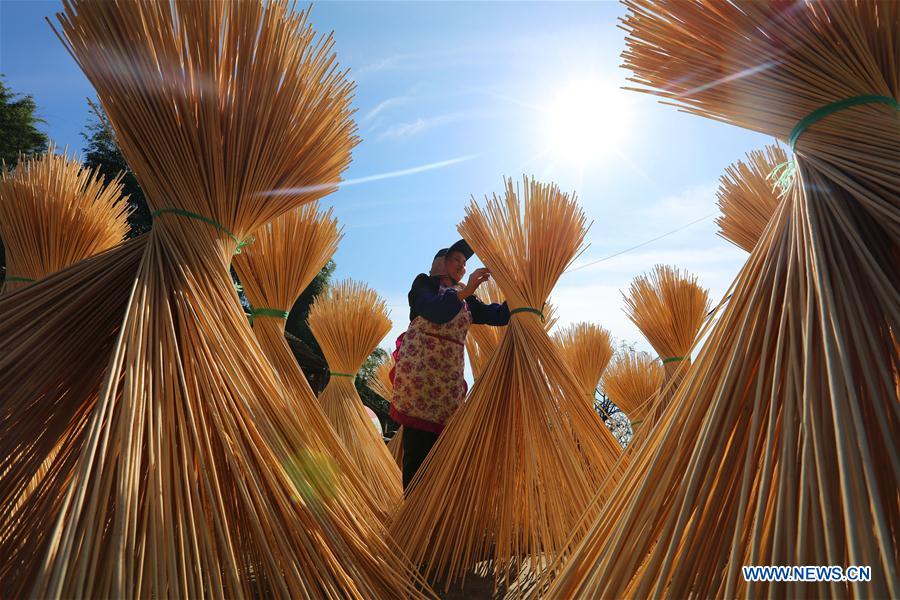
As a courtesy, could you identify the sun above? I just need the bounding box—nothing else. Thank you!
[541,79,631,166]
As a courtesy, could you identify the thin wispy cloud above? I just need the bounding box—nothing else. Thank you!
[363,96,408,123]
[355,55,406,76]
[378,111,481,141]
[257,154,477,197]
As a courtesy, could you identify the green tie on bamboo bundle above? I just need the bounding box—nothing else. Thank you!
[541,1,899,598]
[466,278,558,380]
[0,2,434,598]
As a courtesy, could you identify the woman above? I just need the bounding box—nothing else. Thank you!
[390,239,509,489]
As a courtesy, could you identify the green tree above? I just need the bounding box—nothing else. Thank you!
[0,77,48,166]
[284,259,336,358]
[81,111,152,237]
[0,78,50,287]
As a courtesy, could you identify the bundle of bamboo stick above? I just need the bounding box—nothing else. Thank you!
[390,176,625,591]
[0,1,433,596]
[232,203,410,526]
[369,355,403,467]
[552,322,613,407]
[542,1,899,597]
[0,146,131,522]
[716,144,789,253]
[307,279,403,507]
[0,146,129,293]
[600,350,663,427]
[622,264,710,427]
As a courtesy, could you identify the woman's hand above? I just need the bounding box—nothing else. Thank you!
[458,268,491,300]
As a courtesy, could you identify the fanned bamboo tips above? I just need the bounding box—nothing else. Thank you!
[369,354,395,402]
[542,1,899,598]
[600,350,663,417]
[390,176,625,592]
[623,265,710,365]
[234,203,342,322]
[716,144,789,252]
[308,279,403,506]
[552,322,614,402]
[0,145,129,292]
[0,1,434,597]
[55,0,359,245]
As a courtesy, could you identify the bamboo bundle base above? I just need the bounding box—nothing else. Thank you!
[319,377,403,506]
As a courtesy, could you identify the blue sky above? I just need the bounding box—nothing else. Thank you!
[1,1,771,360]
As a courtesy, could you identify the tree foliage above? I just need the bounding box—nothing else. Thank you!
[81,111,152,236]
[0,77,48,166]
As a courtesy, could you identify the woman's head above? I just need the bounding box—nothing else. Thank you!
[431,239,474,285]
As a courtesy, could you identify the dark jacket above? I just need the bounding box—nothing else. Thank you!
[407,273,509,326]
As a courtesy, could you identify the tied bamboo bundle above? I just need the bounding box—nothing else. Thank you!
[600,350,663,426]
[390,176,625,591]
[0,1,434,597]
[0,146,130,293]
[0,146,130,520]
[622,264,710,427]
[307,279,403,507]
[232,203,405,524]
[541,1,899,597]
[369,356,403,468]
[552,322,614,407]
[716,144,789,253]
[466,278,558,379]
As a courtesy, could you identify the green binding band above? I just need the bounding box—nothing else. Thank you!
[662,356,685,364]
[766,159,798,195]
[152,207,254,254]
[329,372,355,378]
[510,306,545,321]
[789,95,899,150]
[248,307,289,325]
[4,276,35,283]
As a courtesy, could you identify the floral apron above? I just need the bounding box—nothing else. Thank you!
[389,302,472,434]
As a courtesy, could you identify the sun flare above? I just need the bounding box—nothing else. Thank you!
[542,79,631,165]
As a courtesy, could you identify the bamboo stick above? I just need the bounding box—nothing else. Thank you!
[552,322,614,407]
